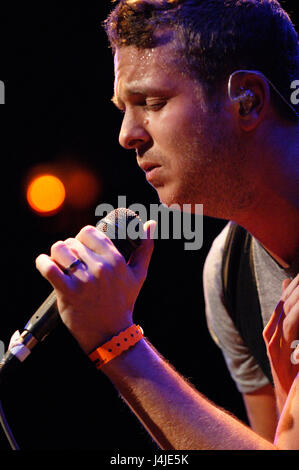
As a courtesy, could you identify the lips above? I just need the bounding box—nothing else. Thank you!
[139,161,161,173]
[137,160,163,186]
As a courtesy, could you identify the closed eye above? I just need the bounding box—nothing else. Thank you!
[111,94,167,114]
[143,99,167,111]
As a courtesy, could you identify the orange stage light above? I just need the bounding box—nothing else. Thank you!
[27,174,66,215]
[65,168,100,209]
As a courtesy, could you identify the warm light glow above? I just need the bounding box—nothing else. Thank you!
[27,174,66,214]
[65,168,100,209]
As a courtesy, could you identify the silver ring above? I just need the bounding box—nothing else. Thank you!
[64,258,84,275]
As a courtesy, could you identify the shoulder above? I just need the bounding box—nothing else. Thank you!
[202,223,270,393]
[202,221,234,344]
[203,221,233,292]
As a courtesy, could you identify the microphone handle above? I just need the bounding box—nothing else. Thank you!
[24,290,60,342]
[0,292,60,384]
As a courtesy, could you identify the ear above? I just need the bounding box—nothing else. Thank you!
[229,71,271,132]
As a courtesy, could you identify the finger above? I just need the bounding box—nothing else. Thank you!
[64,237,107,269]
[282,278,292,293]
[129,220,156,280]
[76,225,117,257]
[282,300,299,345]
[35,254,68,291]
[51,240,80,270]
[263,300,285,344]
[283,285,299,316]
[266,312,284,363]
[281,274,299,302]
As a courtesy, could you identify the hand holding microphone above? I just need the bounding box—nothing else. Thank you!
[0,209,156,380]
[36,220,155,354]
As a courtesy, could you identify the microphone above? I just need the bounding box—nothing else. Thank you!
[0,208,144,382]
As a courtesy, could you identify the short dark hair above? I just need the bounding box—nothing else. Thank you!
[104,0,299,120]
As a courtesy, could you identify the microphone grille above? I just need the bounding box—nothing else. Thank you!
[97,208,144,262]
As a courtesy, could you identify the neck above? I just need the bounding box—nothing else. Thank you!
[234,187,299,268]
[234,123,299,267]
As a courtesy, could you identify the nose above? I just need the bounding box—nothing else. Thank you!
[119,109,151,150]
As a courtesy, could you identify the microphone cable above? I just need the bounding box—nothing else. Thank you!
[0,398,20,450]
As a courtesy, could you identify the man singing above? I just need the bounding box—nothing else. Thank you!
[34,0,299,449]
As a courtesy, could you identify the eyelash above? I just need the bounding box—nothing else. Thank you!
[143,101,166,111]
[118,101,166,114]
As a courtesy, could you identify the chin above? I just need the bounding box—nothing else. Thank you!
[157,187,195,212]
[157,187,178,207]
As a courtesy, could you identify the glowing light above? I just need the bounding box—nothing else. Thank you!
[65,168,100,209]
[27,174,66,215]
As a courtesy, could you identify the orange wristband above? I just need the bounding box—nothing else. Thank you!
[88,324,144,370]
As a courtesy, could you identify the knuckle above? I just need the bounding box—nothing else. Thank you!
[50,240,65,256]
[64,237,76,246]
[284,298,291,315]
[80,225,96,237]
[93,261,105,277]
[112,250,125,268]
[102,232,114,243]
[93,228,113,246]
[78,271,95,289]
[283,315,296,341]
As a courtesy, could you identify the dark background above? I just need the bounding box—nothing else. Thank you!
[0,1,297,451]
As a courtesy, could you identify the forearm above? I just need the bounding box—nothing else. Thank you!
[274,372,299,450]
[102,338,276,450]
[242,385,278,442]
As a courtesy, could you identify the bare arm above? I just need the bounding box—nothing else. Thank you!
[242,384,278,442]
[274,372,299,450]
[34,223,298,450]
[101,337,275,450]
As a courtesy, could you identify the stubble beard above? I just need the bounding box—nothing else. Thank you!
[165,119,258,220]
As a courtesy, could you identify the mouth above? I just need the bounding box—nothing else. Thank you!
[138,161,163,186]
[145,166,162,186]
[139,162,161,173]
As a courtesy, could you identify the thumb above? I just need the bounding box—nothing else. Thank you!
[282,278,292,293]
[129,219,157,279]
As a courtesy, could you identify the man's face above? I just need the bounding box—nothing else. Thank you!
[113,43,252,217]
